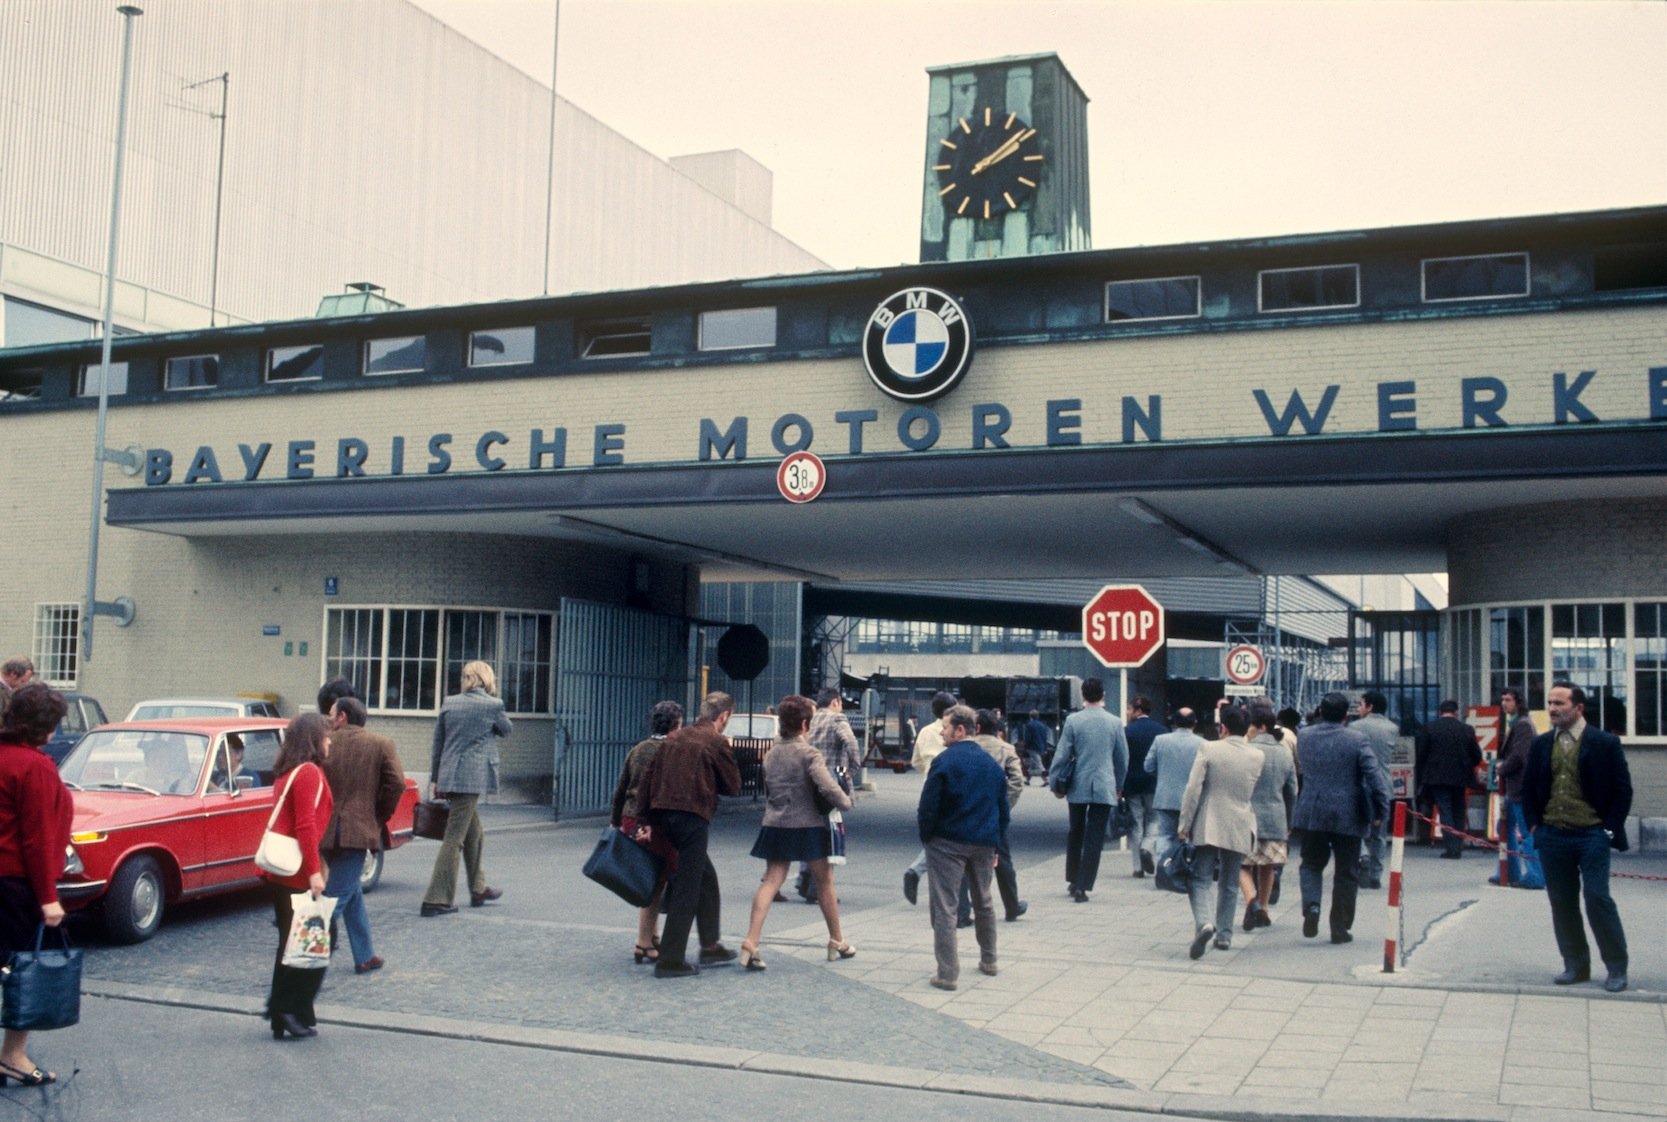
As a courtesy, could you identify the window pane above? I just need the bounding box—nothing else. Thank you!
[165,354,219,390]
[698,307,776,350]
[1635,603,1667,737]
[469,327,534,366]
[443,610,497,697]
[1259,265,1358,311]
[1105,277,1200,322]
[267,344,324,382]
[32,602,80,687]
[579,321,651,358]
[1422,253,1529,301]
[1551,602,1627,734]
[78,362,129,397]
[365,336,426,375]
[3,297,95,347]
[1488,605,1544,709]
[502,611,553,713]
[386,609,440,710]
[325,608,384,708]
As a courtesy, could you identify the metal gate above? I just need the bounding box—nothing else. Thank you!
[553,598,692,819]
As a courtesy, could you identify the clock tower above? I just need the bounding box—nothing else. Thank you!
[919,53,1090,263]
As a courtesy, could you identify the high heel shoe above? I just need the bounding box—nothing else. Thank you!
[0,1061,56,1085]
[633,942,660,964]
[271,1013,317,1040]
[738,942,766,971]
[826,940,856,961]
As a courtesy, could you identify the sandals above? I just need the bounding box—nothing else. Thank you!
[739,943,767,971]
[0,1061,56,1086]
[826,940,857,961]
[633,943,660,964]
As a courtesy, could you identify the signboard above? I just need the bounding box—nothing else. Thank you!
[1224,644,1266,686]
[1081,584,1164,669]
[776,451,826,503]
[1223,684,1262,697]
[1389,737,1415,800]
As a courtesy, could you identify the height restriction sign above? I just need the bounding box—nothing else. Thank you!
[776,451,825,503]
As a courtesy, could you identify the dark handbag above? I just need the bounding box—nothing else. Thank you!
[1048,750,1075,794]
[412,798,451,840]
[582,825,664,907]
[1154,840,1196,895]
[1,924,81,1031]
[1108,797,1138,840]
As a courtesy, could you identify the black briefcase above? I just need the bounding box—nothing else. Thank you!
[1,924,81,1031]
[412,798,451,840]
[582,826,664,908]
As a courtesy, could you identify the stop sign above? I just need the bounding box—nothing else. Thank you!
[1081,584,1165,668]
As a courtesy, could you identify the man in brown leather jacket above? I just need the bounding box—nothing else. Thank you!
[323,695,407,974]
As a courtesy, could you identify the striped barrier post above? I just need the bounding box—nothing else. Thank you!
[1383,800,1407,973]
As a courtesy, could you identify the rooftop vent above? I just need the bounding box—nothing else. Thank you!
[315,282,404,318]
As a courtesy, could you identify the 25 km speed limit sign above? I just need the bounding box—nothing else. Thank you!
[776,450,826,504]
[1224,644,1267,686]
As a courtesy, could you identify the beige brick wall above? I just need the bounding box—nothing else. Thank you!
[1447,497,1667,604]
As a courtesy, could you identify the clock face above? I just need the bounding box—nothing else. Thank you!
[934,107,1043,221]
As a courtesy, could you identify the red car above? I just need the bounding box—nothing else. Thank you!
[55,718,419,943]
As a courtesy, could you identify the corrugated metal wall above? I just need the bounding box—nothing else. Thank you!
[0,0,826,327]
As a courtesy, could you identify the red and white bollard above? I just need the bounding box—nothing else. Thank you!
[1383,801,1407,973]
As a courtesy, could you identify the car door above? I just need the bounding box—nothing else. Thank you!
[197,728,284,892]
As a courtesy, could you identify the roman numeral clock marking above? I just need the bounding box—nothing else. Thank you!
[934,107,1042,221]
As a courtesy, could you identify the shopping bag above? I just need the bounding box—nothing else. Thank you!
[1154,840,1195,895]
[282,894,336,969]
[582,825,663,907]
[1,924,81,1030]
[827,809,847,866]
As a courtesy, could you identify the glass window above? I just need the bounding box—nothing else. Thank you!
[385,609,441,711]
[165,354,219,391]
[324,606,554,714]
[77,362,129,397]
[1422,253,1530,302]
[1258,264,1359,312]
[1447,608,1483,718]
[1488,605,1545,709]
[579,320,651,358]
[33,602,80,687]
[1635,603,1667,737]
[267,344,324,382]
[3,297,95,348]
[364,336,426,375]
[698,307,776,350]
[1593,242,1667,292]
[502,611,554,715]
[1551,602,1628,734]
[1104,277,1201,322]
[443,610,497,697]
[469,327,534,367]
[324,607,384,706]
[940,623,974,653]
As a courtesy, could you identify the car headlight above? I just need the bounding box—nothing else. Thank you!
[62,844,83,877]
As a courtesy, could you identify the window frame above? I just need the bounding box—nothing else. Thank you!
[1256,263,1361,313]
[578,319,652,359]
[363,336,427,376]
[32,602,80,688]
[697,307,777,351]
[1103,275,1202,323]
[467,327,535,368]
[164,353,220,392]
[1420,252,1531,303]
[266,344,325,383]
[77,361,130,397]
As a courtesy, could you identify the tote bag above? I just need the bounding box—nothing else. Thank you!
[1,924,81,1031]
[582,826,663,907]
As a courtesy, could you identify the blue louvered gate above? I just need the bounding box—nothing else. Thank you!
[553,598,693,819]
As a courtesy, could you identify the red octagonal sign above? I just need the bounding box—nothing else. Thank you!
[1081,584,1165,669]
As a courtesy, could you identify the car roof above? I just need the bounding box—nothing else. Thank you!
[128,697,268,707]
[97,718,289,734]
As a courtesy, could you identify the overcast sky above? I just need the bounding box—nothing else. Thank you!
[407,0,1665,270]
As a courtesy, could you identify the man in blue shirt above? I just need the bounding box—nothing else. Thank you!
[918,704,1008,990]
[1121,695,1168,877]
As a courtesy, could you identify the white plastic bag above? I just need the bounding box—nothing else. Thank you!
[826,809,846,866]
[282,893,337,969]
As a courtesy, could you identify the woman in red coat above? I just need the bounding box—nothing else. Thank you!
[261,712,334,1040]
[0,685,73,1084]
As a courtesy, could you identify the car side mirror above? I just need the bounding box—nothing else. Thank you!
[232,775,254,792]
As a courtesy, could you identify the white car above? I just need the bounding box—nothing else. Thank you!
[124,697,282,721]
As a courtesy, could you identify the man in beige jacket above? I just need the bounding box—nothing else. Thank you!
[1178,705,1265,958]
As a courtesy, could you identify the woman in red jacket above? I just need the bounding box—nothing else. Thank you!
[0,685,73,1085]
[261,712,334,1040]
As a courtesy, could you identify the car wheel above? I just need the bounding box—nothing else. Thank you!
[104,855,166,944]
[359,848,384,894]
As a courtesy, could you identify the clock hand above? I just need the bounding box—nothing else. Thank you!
[970,129,1034,175]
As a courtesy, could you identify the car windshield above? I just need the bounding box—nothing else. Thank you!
[60,730,211,795]
[129,704,238,720]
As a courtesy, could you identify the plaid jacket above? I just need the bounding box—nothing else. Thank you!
[430,688,512,795]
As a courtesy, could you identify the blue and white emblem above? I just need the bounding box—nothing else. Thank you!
[863,287,974,402]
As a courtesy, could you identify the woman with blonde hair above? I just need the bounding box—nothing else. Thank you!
[422,660,511,916]
[737,695,854,970]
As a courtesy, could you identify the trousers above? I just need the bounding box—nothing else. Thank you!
[1124,792,1157,871]
[424,792,485,906]
[958,826,1020,921]
[324,847,374,965]
[655,809,721,966]
[1299,831,1362,936]
[1537,825,1627,972]
[1189,846,1245,934]
[1064,801,1111,891]
[267,883,327,1028]
[925,837,996,983]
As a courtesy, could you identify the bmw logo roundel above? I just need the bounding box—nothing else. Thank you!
[863,287,974,402]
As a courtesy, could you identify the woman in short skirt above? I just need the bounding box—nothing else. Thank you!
[739,695,854,970]
[1240,706,1299,930]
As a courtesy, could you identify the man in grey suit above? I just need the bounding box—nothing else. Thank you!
[1292,692,1390,944]
[1050,677,1128,903]
[1145,708,1203,864]
[1352,690,1399,890]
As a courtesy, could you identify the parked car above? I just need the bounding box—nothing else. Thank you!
[44,692,109,765]
[123,697,282,721]
[56,718,419,943]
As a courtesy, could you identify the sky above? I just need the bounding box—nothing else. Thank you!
[406,0,1666,271]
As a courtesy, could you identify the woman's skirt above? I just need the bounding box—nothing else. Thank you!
[750,824,832,862]
[1243,837,1289,867]
[0,876,41,961]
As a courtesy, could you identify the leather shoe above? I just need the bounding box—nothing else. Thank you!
[1005,901,1028,922]
[354,956,385,975]
[1213,931,1232,951]
[276,1013,316,1039]
[956,916,973,929]
[1141,850,1156,875]
[1330,931,1354,944]
[698,944,737,966]
[654,960,700,979]
[903,869,919,905]
[1302,904,1320,938]
[420,902,458,917]
[470,886,503,907]
[1554,965,1591,985]
[1070,886,1089,903]
[1189,924,1214,960]
[1604,971,1628,994]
